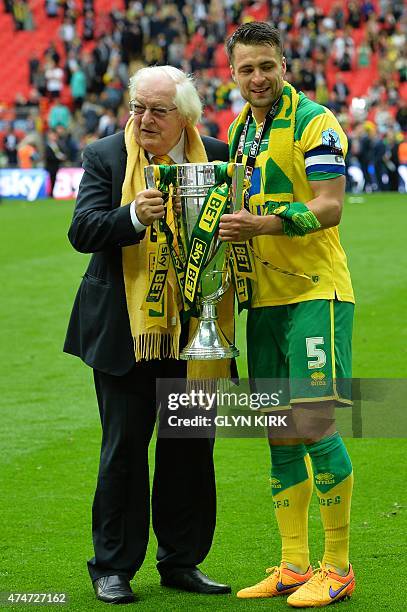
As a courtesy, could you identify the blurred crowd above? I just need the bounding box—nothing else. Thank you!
[1,0,406,192]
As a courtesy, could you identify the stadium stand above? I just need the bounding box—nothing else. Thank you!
[0,0,114,102]
[0,0,406,192]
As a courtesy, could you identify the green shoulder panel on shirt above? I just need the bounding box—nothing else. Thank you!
[294,92,327,142]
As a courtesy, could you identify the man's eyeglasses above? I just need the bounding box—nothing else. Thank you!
[129,101,178,119]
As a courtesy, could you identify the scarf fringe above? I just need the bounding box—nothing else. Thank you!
[186,377,235,396]
[134,332,180,361]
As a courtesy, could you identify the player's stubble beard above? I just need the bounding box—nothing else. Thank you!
[249,75,285,115]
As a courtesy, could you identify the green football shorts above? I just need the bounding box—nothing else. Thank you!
[247,299,354,407]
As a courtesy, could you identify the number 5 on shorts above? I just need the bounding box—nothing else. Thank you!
[306,337,326,369]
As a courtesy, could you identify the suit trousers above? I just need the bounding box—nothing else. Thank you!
[87,356,216,581]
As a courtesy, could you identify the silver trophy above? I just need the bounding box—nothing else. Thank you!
[145,162,245,360]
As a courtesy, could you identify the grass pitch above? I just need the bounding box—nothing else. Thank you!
[0,194,406,611]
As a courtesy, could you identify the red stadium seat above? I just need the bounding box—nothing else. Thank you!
[213,109,237,143]
[214,44,229,69]
[0,0,113,104]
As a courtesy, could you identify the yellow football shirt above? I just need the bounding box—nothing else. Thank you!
[230,93,354,307]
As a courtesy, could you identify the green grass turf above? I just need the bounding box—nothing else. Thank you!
[0,194,406,611]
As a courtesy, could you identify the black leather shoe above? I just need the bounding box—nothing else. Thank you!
[160,567,231,594]
[93,575,135,604]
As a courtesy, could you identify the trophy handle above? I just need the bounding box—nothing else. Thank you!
[230,162,245,214]
[144,164,172,236]
[205,162,245,260]
[144,165,156,189]
[144,165,160,233]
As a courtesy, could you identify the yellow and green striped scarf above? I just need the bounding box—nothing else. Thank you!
[229,81,299,206]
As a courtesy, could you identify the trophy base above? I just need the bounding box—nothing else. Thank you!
[180,317,239,361]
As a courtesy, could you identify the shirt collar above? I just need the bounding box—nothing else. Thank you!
[146,131,185,164]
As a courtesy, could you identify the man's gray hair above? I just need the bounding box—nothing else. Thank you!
[128,66,202,125]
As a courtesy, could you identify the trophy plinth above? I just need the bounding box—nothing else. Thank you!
[180,302,239,360]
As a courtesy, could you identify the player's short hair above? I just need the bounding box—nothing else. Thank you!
[128,65,202,125]
[226,22,284,63]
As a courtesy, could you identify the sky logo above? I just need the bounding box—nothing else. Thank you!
[0,169,48,201]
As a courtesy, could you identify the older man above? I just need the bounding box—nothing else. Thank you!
[64,66,231,604]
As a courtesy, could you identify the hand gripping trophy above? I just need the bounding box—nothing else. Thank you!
[145,161,245,360]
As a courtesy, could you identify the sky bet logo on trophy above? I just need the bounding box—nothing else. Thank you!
[145,160,246,360]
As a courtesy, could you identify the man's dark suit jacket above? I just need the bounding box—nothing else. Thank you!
[64,131,229,376]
